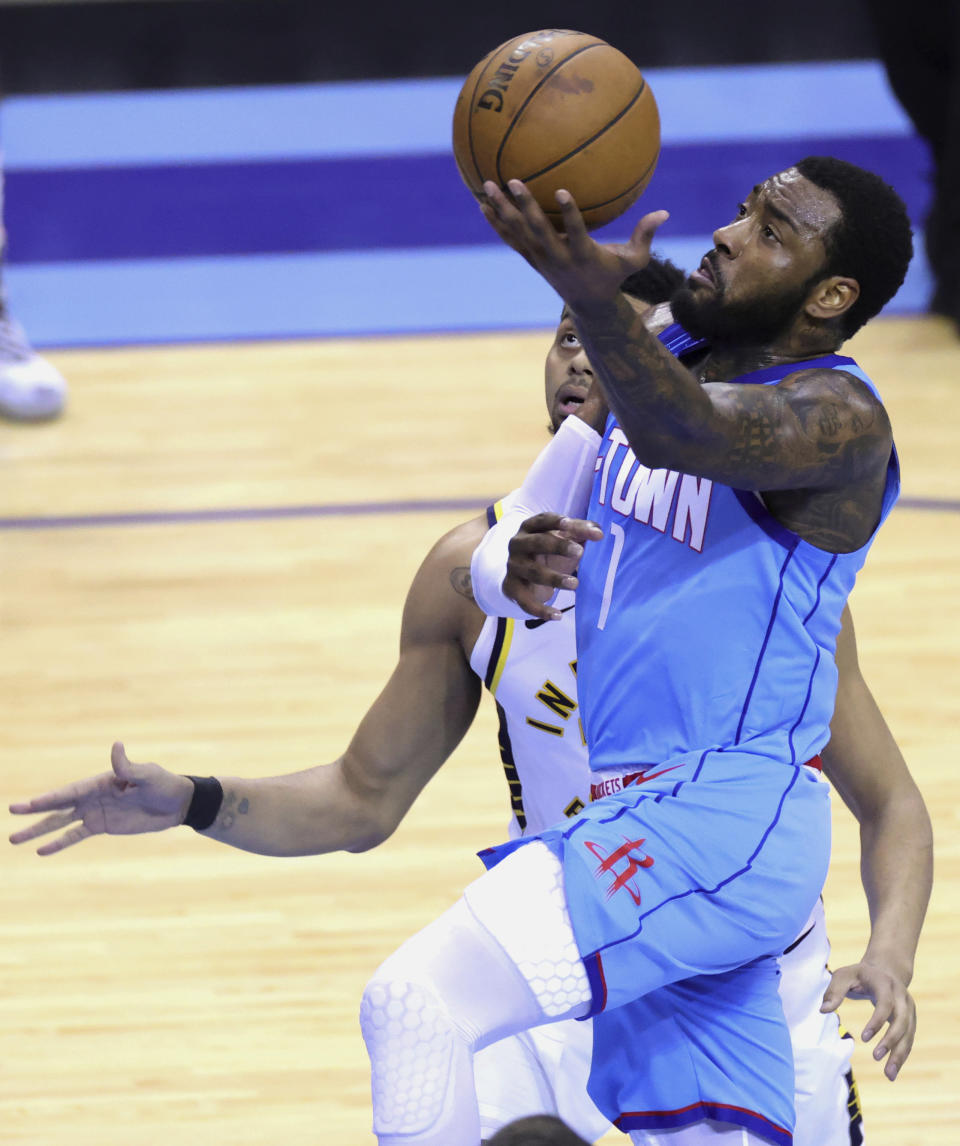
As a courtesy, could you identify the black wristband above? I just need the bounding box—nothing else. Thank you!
[183,775,224,831]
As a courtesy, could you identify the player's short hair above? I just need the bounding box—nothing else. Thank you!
[795,156,913,338]
[621,255,687,306]
[487,1114,591,1145]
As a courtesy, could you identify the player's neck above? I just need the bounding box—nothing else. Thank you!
[698,329,843,383]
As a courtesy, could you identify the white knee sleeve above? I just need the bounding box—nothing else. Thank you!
[360,898,547,1145]
[464,841,592,1018]
[360,976,463,1141]
[360,848,593,1145]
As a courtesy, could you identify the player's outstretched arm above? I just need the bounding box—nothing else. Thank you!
[819,605,933,1080]
[10,519,485,859]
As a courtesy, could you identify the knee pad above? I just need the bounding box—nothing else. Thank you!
[464,841,591,1018]
[359,897,544,1142]
[360,975,463,1138]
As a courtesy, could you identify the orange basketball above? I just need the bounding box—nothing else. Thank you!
[452,29,660,231]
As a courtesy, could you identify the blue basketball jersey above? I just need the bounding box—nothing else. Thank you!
[577,343,899,774]
[478,326,893,1145]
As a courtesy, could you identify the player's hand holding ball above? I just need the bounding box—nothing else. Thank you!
[453,29,660,229]
[453,29,668,308]
[482,180,670,311]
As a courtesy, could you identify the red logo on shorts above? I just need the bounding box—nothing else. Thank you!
[584,837,654,905]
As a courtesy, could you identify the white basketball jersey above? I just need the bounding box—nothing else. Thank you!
[467,495,595,836]
[469,586,590,836]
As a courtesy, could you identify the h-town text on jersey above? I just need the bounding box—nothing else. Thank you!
[595,427,713,552]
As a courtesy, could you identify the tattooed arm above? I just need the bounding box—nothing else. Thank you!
[570,291,890,486]
[570,293,892,550]
[10,518,488,858]
[479,181,893,550]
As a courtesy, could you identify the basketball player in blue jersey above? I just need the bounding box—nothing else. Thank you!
[10,254,930,1145]
[344,157,918,1146]
[469,285,909,1146]
[9,279,930,1146]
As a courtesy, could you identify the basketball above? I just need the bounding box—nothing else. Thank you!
[452,29,660,231]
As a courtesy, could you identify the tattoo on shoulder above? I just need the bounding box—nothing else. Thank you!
[724,368,888,485]
[450,566,475,600]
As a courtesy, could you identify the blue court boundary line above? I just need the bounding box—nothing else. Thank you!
[0,494,955,532]
[0,497,496,531]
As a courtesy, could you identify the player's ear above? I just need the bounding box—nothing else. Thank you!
[806,275,859,322]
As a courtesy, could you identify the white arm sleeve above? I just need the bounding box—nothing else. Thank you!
[471,415,601,619]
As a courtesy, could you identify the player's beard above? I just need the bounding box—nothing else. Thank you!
[670,276,813,345]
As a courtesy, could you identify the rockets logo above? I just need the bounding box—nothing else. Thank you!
[583,836,654,905]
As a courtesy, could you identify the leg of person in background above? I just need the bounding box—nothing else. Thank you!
[0,152,68,420]
[865,0,960,332]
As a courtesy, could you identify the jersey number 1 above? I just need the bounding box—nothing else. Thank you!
[597,523,625,631]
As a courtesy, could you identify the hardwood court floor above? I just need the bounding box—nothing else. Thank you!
[2,316,958,1145]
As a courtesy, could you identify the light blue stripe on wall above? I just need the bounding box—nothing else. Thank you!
[2,61,914,170]
[6,235,931,348]
[2,60,929,346]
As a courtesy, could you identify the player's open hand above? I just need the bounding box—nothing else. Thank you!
[503,513,604,620]
[480,179,669,311]
[821,959,916,1080]
[8,742,194,855]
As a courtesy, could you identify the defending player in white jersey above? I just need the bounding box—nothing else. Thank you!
[9,263,930,1145]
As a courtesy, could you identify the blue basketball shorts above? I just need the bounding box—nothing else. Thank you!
[479,749,831,1145]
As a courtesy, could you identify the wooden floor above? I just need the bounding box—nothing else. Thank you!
[2,316,958,1145]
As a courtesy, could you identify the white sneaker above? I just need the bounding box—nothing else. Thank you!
[0,308,67,421]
